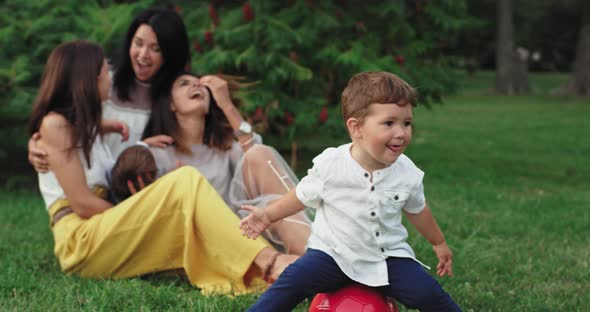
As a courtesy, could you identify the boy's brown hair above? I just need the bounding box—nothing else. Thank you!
[110,145,158,201]
[341,71,417,123]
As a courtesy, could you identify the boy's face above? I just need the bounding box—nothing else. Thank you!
[350,102,413,171]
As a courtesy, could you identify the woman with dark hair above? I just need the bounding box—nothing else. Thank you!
[103,8,190,156]
[122,72,312,255]
[28,8,190,166]
[30,40,294,295]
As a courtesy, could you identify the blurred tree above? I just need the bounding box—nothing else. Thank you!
[495,0,514,94]
[495,0,529,94]
[450,0,585,74]
[568,2,590,97]
[571,23,590,96]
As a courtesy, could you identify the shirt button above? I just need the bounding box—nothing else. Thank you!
[364,173,369,178]
[375,231,380,237]
[371,186,375,191]
[380,248,385,252]
[394,195,399,200]
[370,212,376,217]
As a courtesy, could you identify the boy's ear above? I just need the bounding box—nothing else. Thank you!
[346,117,362,139]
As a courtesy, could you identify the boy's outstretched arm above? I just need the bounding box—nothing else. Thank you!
[405,203,454,277]
[240,188,305,239]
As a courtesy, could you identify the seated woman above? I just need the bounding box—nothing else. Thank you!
[139,72,312,255]
[29,40,295,295]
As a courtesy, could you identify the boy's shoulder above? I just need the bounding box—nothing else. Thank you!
[389,153,424,181]
[395,153,419,170]
[312,143,349,164]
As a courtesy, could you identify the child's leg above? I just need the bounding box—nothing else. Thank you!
[379,257,461,312]
[247,249,352,312]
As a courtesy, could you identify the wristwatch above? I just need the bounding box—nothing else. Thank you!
[234,120,253,137]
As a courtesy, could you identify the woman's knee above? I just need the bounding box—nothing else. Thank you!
[243,144,275,165]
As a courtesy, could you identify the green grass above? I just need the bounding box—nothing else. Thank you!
[1,71,589,311]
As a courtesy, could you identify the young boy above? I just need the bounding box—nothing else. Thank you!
[109,144,159,203]
[240,71,461,311]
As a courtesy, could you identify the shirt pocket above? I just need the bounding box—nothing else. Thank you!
[381,190,410,216]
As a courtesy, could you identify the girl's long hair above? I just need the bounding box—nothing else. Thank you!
[113,8,190,105]
[28,40,105,165]
[143,72,234,154]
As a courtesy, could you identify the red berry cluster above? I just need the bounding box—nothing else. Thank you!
[284,112,294,125]
[209,3,220,26]
[319,107,328,124]
[243,2,254,22]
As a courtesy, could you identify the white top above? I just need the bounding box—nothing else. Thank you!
[295,143,427,286]
[38,135,114,210]
[102,80,152,158]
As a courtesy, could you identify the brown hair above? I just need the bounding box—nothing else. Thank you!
[28,40,105,165]
[143,71,234,154]
[341,71,417,123]
[110,145,158,201]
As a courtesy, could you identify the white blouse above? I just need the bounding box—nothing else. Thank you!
[295,143,428,286]
[102,80,152,158]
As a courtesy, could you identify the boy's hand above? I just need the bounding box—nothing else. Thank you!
[101,119,129,142]
[143,135,174,148]
[433,241,453,277]
[239,205,272,239]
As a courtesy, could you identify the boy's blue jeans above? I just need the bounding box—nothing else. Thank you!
[248,249,461,312]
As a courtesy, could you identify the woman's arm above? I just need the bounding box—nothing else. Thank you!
[39,113,113,219]
[199,75,255,150]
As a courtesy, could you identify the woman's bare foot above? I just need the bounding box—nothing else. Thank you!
[267,253,299,283]
[252,247,299,284]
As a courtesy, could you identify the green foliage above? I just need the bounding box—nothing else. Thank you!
[0,0,477,140]
[173,0,478,140]
[0,0,153,117]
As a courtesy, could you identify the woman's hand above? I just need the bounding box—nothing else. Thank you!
[143,135,174,148]
[199,75,233,110]
[239,205,272,240]
[101,119,129,142]
[28,133,50,173]
[433,241,453,277]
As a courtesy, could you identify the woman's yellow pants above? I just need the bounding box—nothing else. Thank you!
[49,166,270,294]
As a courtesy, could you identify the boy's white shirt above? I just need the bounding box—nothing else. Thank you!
[296,143,429,287]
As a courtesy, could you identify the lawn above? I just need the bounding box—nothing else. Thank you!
[1,71,589,311]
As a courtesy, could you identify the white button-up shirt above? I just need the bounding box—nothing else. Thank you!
[295,143,428,286]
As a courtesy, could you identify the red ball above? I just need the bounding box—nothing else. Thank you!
[309,284,398,312]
